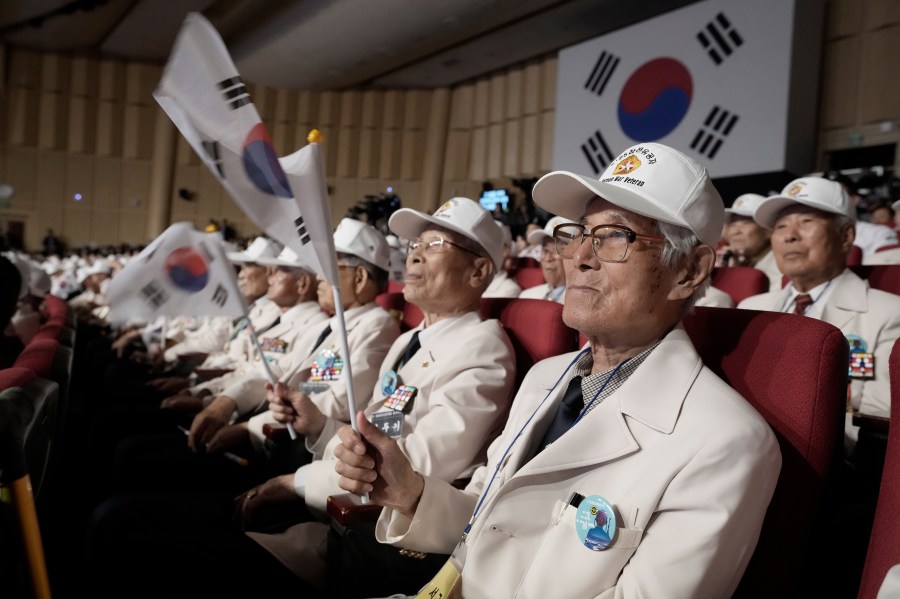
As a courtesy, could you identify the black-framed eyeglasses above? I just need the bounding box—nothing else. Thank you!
[407,236,483,259]
[553,223,667,263]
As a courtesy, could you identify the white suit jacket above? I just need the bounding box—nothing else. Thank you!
[249,311,517,577]
[246,303,402,450]
[518,283,565,303]
[195,297,282,370]
[739,269,900,420]
[193,301,329,414]
[482,271,522,298]
[695,285,734,308]
[376,326,781,599]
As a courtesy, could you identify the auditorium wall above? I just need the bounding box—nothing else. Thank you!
[0,0,897,251]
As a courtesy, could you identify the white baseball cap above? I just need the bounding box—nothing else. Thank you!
[526,215,577,246]
[333,218,390,272]
[532,143,724,246]
[726,193,767,218]
[28,265,51,298]
[754,177,856,229]
[227,236,283,264]
[256,246,315,272]
[388,197,503,270]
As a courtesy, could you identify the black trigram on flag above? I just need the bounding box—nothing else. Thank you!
[294,216,311,245]
[140,281,170,309]
[211,283,228,307]
[217,76,252,110]
[581,131,615,175]
[202,140,225,178]
[690,106,739,159]
[697,12,743,65]
[584,50,620,96]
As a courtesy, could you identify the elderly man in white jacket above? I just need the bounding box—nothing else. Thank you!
[334,143,781,599]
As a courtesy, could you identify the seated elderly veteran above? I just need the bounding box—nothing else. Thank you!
[482,220,522,298]
[333,143,781,599]
[84,198,517,598]
[84,248,327,495]
[213,218,401,465]
[137,236,284,400]
[738,176,900,450]
[721,192,782,291]
[518,215,573,303]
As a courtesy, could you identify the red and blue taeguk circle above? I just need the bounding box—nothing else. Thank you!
[617,58,693,142]
[242,123,293,198]
[165,246,209,293]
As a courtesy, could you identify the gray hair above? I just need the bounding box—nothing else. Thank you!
[654,220,710,313]
[337,252,389,294]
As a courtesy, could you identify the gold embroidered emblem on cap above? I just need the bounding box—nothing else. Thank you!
[613,155,642,175]
[786,184,804,198]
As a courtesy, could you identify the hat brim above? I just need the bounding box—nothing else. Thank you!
[333,242,391,272]
[227,251,256,264]
[753,195,850,229]
[526,230,551,245]
[388,208,502,270]
[532,172,699,242]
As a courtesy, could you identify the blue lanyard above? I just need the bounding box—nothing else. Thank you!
[462,349,629,538]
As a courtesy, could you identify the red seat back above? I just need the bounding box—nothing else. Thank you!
[851,265,900,296]
[386,280,404,293]
[683,307,847,597]
[12,339,59,379]
[480,298,578,387]
[875,242,900,253]
[0,366,37,391]
[515,266,545,290]
[857,338,900,599]
[711,266,770,304]
[848,245,863,266]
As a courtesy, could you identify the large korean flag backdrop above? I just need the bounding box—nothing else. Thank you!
[554,0,821,178]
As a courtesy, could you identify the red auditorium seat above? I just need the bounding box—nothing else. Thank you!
[12,339,60,379]
[875,243,900,253]
[857,338,900,599]
[683,307,847,598]
[848,245,863,266]
[711,266,770,304]
[375,291,406,323]
[851,265,900,296]
[0,366,37,391]
[386,280,404,293]
[479,297,578,387]
[515,256,539,269]
[515,266,545,290]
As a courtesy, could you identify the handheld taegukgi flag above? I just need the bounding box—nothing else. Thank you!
[152,12,363,438]
[107,221,247,324]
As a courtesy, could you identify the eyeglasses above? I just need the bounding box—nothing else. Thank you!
[553,223,667,263]
[407,236,483,259]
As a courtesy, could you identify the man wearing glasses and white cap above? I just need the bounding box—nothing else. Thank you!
[738,176,900,451]
[85,199,518,598]
[333,143,780,598]
[518,215,572,303]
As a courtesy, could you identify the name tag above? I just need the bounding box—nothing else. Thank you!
[371,411,404,438]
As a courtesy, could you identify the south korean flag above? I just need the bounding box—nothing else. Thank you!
[553,0,798,178]
[107,222,246,324]
[154,13,340,287]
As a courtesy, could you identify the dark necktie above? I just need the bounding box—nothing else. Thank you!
[536,375,584,454]
[260,316,280,333]
[310,324,332,354]
[394,331,421,371]
[793,293,813,315]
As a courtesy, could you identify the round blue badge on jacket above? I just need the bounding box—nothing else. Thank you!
[575,495,617,551]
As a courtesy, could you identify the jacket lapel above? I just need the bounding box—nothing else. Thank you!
[506,327,703,482]
[820,269,867,331]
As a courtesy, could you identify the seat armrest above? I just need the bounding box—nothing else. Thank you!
[327,493,383,527]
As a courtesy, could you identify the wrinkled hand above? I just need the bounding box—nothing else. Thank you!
[111,330,141,358]
[233,474,299,530]
[206,423,249,454]
[160,393,204,414]
[334,411,424,517]
[188,396,237,452]
[265,382,326,440]
[147,376,190,394]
